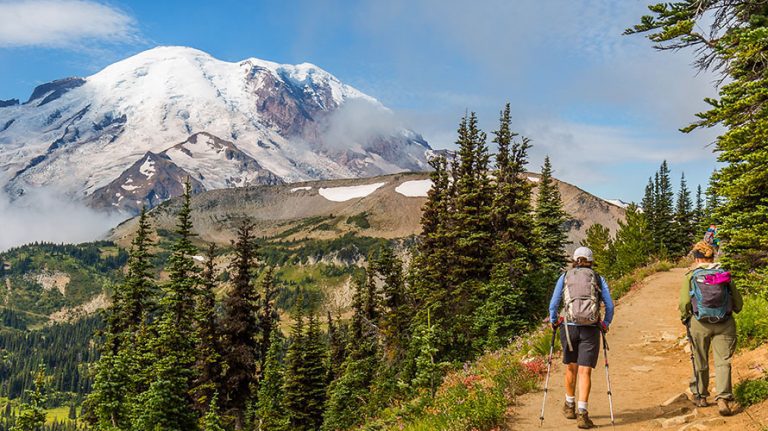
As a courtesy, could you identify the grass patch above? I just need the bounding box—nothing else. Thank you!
[736,295,768,350]
[346,212,371,229]
[734,375,768,407]
[609,260,674,300]
[360,328,554,430]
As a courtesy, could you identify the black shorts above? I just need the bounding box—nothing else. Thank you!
[560,325,601,368]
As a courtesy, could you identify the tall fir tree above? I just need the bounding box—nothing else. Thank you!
[611,204,652,277]
[322,275,379,431]
[219,221,261,429]
[534,156,569,272]
[257,267,280,378]
[193,243,223,413]
[694,185,705,233]
[581,224,615,277]
[132,181,201,431]
[283,296,310,431]
[11,366,47,431]
[474,104,538,350]
[301,314,328,431]
[673,173,695,256]
[654,161,676,255]
[326,311,348,384]
[255,330,288,431]
[371,246,409,365]
[87,207,156,430]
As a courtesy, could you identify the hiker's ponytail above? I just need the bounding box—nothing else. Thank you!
[573,257,592,268]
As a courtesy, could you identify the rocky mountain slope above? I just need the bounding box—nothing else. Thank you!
[0,46,431,214]
[110,171,627,252]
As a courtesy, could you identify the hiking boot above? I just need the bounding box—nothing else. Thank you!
[577,411,595,429]
[562,401,576,419]
[717,398,733,416]
[694,396,708,407]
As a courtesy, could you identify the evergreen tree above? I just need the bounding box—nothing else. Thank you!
[219,221,261,428]
[193,243,222,413]
[321,276,379,431]
[474,104,538,350]
[326,312,348,384]
[201,394,227,431]
[629,1,768,282]
[87,207,156,430]
[654,161,675,255]
[581,224,615,276]
[611,204,652,277]
[371,246,409,365]
[301,314,328,431]
[12,366,47,431]
[534,156,569,272]
[283,297,310,431]
[257,267,280,376]
[490,103,537,276]
[411,311,449,397]
[255,330,288,431]
[694,185,705,233]
[132,181,200,431]
[673,173,695,257]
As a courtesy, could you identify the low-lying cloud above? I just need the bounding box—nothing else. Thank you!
[0,187,124,251]
[0,0,140,48]
[320,98,404,151]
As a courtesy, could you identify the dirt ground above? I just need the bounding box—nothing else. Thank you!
[511,268,768,430]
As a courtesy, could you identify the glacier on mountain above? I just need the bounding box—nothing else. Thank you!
[0,46,431,213]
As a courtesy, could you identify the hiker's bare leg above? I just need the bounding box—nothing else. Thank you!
[578,366,592,402]
[565,363,578,397]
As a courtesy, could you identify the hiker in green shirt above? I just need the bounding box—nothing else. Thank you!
[679,241,743,416]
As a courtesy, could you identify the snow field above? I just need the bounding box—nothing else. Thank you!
[395,179,432,197]
[318,182,386,202]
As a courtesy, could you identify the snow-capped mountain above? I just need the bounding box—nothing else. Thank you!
[0,46,431,214]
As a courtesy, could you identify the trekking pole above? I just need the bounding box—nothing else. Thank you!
[539,320,559,427]
[685,319,701,401]
[601,327,616,429]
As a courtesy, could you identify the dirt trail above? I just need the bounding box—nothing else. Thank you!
[511,268,768,430]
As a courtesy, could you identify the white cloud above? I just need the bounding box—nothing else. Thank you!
[320,98,403,150]
[0,0,139,48]
[0,187,124,251]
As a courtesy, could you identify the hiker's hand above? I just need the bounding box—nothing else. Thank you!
[599,321,609,333]
[551,316,563,329]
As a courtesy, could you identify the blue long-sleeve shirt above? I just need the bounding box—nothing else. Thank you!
[549,272,614,326]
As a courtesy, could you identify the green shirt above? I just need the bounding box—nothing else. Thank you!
[679,263,743,321]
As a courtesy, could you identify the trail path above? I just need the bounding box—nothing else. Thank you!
[511,268,768,430]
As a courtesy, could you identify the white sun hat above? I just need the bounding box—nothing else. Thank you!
[573,246,594,262]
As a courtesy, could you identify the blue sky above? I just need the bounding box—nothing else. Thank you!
[0,0,722,202]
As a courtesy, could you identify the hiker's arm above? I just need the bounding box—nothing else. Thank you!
[731,281,743,314]
[679,275,692,321]
[599,276,614,326]
[548,274,565,324]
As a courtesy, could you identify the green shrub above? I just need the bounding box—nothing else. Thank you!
[734,376,768,407]
[346,212,371,229]
[736,295,768,350]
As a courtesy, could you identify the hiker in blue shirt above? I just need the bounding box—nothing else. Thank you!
[548,247,615,429]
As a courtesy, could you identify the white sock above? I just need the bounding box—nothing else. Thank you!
[565,395,575,405]
[578,401,588,412]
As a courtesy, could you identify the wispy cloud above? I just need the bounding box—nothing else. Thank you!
[0,0,140,48]
[0,187,123,251]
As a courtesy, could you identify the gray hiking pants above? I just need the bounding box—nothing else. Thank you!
[688,316,737,400]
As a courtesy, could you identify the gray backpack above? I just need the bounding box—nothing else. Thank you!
[562,268,601,325]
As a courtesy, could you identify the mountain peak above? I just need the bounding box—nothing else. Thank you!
[0,46,430,214]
